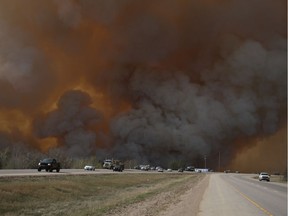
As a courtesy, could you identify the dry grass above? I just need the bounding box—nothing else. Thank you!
[0,173,204,216]
[269,174,287,183]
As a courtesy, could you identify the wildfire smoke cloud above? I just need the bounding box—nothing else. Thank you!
[0,0,286,170]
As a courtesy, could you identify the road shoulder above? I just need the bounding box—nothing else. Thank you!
[158,173,210,216]
[105,173,209,216]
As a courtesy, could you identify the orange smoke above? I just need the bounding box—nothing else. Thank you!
[0,109,31,135]
[230,126,287,173]
[0,1,286,169]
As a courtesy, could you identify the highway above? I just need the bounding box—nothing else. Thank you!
[0,168,159,177]
[198,173,287,216]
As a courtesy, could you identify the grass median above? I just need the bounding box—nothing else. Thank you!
[0,172,204,216]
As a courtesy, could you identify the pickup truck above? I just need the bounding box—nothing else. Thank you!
[38,158,61,172]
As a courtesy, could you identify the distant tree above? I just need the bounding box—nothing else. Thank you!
[124,160,138,169]
[169,160,186,170]
[47,148,73,168]
[0,147,11,169]
[2,144,44,169]
[283,167,287,181]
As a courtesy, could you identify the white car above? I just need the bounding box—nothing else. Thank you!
[259,172,270,181]
[84,165,95,171]
[157,167,164,172]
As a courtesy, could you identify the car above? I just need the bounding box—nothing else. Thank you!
[140,165,150,171]
[178,168,184,172]
[157,167,164,172]
[113,164,124,172]
[84,165,95,171]
[167,169,172,172]
[259,172,270,181]
[38,158,60,172]
[185,166,195,171]
[134,165,141,170]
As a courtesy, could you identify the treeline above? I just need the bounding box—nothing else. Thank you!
[0,144,185,170]
[0,144,141,170]
[0,145,103,169]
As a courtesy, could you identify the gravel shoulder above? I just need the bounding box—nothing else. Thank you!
[106,173,210,216]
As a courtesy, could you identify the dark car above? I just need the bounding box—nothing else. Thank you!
[185,166,195,171]
[38,158,60,172]
[113,164,124,172]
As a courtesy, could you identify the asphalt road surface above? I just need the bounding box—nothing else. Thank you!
[198,173,287,216]
[0,168,159,177]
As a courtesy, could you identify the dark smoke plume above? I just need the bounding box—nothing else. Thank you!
[34,90,102,157]
[0,0,286,170]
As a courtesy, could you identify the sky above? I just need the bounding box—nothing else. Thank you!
[0,0,286,171]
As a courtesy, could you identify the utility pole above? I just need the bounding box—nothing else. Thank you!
[204,155,207,169]
[218,152,221,172]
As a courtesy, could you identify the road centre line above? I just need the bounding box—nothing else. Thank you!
[229,184,273,216]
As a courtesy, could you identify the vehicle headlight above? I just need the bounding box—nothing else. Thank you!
[38,163,40,165]
[48,163,51,166]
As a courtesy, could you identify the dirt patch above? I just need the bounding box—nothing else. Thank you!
[106,174,210,216]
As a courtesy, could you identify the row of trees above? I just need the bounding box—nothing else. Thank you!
[0,144,142,170]
[0,142,186,170]
[0,145,103,169]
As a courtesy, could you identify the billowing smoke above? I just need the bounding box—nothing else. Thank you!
[34,90,102,157]
[0,0,286,170]
[111,40,286,165]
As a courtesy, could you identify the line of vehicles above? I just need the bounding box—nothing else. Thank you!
[36,158,272,182]
[36,158,209,173]
[133,165,209,173]
[36,158,125,173]
[36,158,202,173]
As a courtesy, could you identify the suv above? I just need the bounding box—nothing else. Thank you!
[103,159,113,169]
[38,158,60,172]
[259,172,270,181]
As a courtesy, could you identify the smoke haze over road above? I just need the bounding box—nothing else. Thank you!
[0,0,286,170]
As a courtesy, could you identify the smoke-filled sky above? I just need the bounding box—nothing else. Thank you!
[0,0,286,170]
